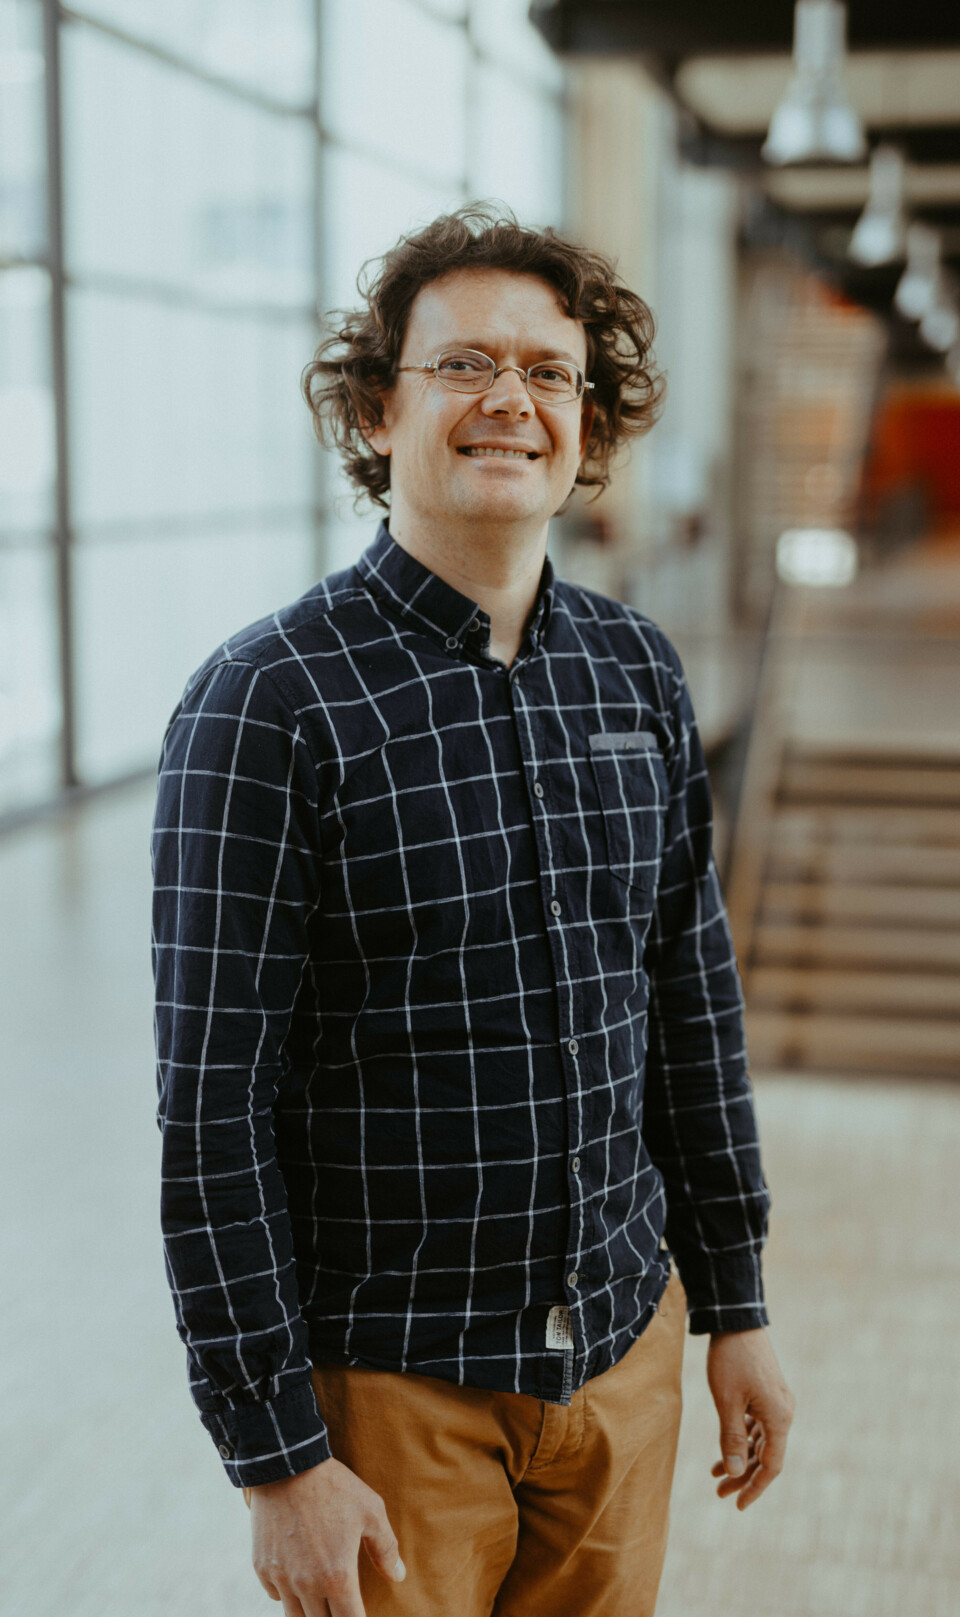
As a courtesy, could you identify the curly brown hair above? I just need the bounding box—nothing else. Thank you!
[301,203,665,510]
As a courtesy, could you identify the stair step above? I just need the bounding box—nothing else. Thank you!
[767,843,960,887]
[779,759,960,808]
[748,966,960,1020]
[746,1008,960,1078]
[771,806,960,848]
[789,746,960,769]
[760,881,960,928]
[752,922,960,973]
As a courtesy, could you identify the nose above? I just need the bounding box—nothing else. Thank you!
[480,367,533,420]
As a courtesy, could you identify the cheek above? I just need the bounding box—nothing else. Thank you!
[554,422,585,468]
[420,397,472,453]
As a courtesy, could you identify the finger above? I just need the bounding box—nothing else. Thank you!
[752,1408,789,1486]
[323,1572,367,1617]
[715,1457,761,1498]
[277,1591,308,1617]
[736,1461,780,1510]
[712,1424,760,1479]
[717,1404,751,1478]
[361,1499,406,1585]
[296,1596,332,1617]
[712,1449,757,1479]
[735,1434,787,1510]
[254,1572,284,1603]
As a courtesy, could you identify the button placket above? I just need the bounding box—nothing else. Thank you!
[510,673,587,1356]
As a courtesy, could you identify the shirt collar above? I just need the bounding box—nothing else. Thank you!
[356,520,555,657]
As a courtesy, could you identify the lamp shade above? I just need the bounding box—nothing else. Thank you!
[762,1,866,166]
[894,225,942,321]
[848,146,908,267]
[919,296,960,354]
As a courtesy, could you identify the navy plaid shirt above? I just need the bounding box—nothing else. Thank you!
[151,521,770,1489]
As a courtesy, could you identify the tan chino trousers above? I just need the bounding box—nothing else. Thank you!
[244,1268,686,1616]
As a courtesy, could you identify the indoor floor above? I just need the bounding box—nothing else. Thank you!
[2,762,958,1617]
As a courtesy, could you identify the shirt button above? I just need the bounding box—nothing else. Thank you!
[218,1442,233,1459]
[567,1271,579,1289]
[571,1156,581,1173]
[469,617,482,633]
[550,899,562,917]
[445,635,459,650]
[567,1038,579,1055]
[532,781,544,798]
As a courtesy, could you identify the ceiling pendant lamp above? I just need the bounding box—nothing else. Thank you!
[919,290,960,354]
[894,224,942,321]
[762,0,866,166]
[848,146,908,266]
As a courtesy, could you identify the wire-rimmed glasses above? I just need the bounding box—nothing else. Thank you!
[396,347,593,405]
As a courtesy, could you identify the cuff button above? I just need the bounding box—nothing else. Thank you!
[218,1442,233,1458]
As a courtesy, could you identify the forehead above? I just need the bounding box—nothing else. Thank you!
[402,268,587,363]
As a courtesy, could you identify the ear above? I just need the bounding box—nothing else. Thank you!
[578,396,596,458]
[362,387,395,458]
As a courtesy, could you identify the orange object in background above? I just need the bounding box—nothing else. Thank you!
[861,380,960,537]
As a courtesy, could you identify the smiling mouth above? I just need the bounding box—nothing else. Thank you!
[457,446,541,460]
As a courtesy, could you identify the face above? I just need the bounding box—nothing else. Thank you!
[366,268,594,538]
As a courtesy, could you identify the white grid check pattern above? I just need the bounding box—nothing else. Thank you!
[151,522,770,1488]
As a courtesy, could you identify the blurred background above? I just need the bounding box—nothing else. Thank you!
[1,2,958,1613]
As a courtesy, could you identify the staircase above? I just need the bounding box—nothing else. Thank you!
[742,745,960,1077]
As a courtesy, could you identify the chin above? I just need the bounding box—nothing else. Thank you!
[453,483,551,525]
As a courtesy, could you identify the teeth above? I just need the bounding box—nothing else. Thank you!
[463,446,534,459]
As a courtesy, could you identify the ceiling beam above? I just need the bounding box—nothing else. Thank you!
[530,2,960,60]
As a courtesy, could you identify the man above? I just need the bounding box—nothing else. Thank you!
[152,206,793,1617]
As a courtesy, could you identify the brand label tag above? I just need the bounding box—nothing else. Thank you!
[546,1305,574,1351]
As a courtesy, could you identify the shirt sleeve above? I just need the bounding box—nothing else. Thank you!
[640,633,772,1336]
[151,654,333,1487]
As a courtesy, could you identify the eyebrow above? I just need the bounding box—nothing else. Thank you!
[433,341,583,365]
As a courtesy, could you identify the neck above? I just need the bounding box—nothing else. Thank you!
[387,508,549,667]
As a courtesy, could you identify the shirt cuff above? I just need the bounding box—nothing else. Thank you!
[198,1379,333,1489]
[674,1249,770,1337]
[687,1300,770,1336]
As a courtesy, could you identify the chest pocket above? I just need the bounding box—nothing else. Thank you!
[588,731,669,901]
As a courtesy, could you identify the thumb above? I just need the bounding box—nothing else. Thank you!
[718,1403,750,1476]
[363,1504,406,1584]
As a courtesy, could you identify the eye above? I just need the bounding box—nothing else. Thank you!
[531,363,577,389]
[437,352,489,374]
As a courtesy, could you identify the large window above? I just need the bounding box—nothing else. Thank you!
[0,0,566,819]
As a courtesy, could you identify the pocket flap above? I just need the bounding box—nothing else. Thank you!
[588,731,658,753]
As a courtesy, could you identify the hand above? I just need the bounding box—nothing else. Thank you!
[706,1328,795,1510]
[249,1456,405,1616]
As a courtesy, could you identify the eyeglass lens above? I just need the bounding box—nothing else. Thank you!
[435,350,583,402]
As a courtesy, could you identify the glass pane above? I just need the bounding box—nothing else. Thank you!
[68,288,320,528]
[0,542,61,813]
[421,0,467,16]
[0,266,55,533]
[73,522,317,783]
[322,147,462,310]
[470,65,564,226]
[469,0,565,92]
[321,452,382,575]
[63,24,316,306]
[0,0,47,258]
[322,0,467,185]
[67,1,316,107]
